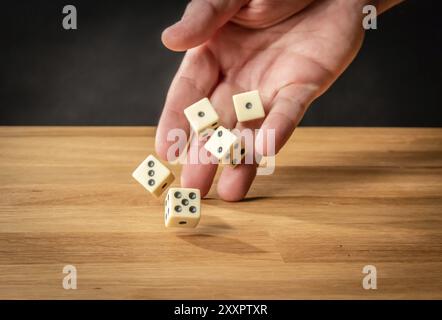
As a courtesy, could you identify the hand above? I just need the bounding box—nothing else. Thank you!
[156,0,370,201]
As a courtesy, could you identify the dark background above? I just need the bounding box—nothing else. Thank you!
[0,0,441,126]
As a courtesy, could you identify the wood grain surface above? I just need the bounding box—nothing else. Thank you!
[0,126,441,299]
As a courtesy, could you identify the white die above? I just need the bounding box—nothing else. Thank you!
[184,98,219,138]
[132,155,175,198]
[223,139,246,167]
[165,188,201,228]
[232,90,265,122]
[204,126,239,161]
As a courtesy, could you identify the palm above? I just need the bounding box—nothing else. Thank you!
[208,0,364,117]
[157,0,366,201]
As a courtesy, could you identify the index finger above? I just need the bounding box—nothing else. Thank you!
[155,46,219,161]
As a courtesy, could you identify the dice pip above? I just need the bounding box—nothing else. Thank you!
[132,155,175,198]
[223,139,246,167]
[232,90,265,122]
[164,188,201,228]
[184,97,219,138]
[203,126,238,160]
[204,126,246,167]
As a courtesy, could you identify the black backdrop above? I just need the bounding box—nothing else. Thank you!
[0,0,441,126]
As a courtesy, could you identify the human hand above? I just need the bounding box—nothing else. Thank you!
[155,0,372,201]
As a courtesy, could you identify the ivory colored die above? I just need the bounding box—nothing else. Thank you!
[132,155,175,198]
[164,188,201,228]
[204,126,239,161]
[184,97,219,138]
[223,139,246,167]
[232,90,265,122]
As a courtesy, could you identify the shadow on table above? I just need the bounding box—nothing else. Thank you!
[226,165,441,235]
[176,233,267,254]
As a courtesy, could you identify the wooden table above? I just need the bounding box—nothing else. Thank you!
[0,127,441,299]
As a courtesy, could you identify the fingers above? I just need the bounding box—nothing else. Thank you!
[155,47,219,160]
[162,0,248,51]
[217,163,258,202]
[255,83,318,156]
[217,121,262,202]
[209,82,241,128]
[180,82,239,197]
[180,134,218,197]
[216,84,319,202]
[232,0,316,29]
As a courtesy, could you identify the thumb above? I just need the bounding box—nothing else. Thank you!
[162,0,248,52]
